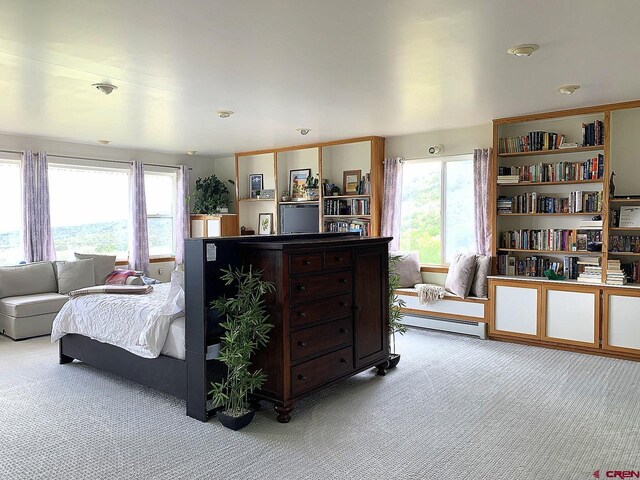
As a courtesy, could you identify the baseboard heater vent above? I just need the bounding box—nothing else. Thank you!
[401,314,487,340]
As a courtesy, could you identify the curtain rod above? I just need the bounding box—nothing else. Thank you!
[0,149,192,170]
[400,152,473,162]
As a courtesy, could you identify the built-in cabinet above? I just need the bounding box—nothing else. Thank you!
[602,288,640,354]
[234,136,384,237]
[190,214,238,237]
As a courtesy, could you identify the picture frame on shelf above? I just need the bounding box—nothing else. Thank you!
[258,213,273,235]
[289,168,311,200]
[343,169,361,195]
[249,174,263,199]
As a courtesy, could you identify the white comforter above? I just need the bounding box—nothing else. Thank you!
[51,282,184,358]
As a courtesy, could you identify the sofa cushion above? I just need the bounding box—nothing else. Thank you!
[469,255,491,298]
[54,259,96,295]
[389,251,423,288]
[0,292,69,318]
[0,262,57,299]
[74,253,117,285]
[445,253,477,299]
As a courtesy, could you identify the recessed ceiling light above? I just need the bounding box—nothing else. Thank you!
[216,110,234,118]
[507,44,539,57]
[296,128,311,135]
[92,83,118,95]
[558,85,580,95]
[97,139,110,145]
[187,150,197,156]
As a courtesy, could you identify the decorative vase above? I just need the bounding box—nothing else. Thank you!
[305,188,318,201]
[217,409,256,431]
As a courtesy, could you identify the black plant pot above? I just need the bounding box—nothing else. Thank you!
[217,409,256,431]
[387,353,401,369]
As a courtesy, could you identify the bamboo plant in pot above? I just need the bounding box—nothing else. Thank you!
[209,266,275,430]
[381,255,407,372]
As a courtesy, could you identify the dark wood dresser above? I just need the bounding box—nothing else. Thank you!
[240,236,390,422]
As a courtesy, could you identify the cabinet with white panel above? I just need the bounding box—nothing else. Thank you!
[603,288,640,354]
[489,280,540,339]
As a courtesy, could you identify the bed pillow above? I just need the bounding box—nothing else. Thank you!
[389,251,422,288]
[469,255,491,298]
[74,253,117,285]
[445,253,477,299]
[54,259,96,295]
[162,269,185,315]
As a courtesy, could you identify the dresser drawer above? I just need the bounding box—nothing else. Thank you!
[290,294,352,328]
[291,346,353,396]
[290,271,352,303]
[324,250,352,269]
[291,317,352,361]
[290,253,323,274]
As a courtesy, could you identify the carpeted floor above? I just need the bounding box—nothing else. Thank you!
[1,328,639,480]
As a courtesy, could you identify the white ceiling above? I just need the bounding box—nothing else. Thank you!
[1,0,639,157]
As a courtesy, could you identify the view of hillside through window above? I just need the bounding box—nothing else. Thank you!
[0,161,22,265]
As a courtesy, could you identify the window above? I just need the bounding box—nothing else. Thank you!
[49,165,129,260]
[0,159,22,265]
[399,155,475,264]
[145,171,176,257]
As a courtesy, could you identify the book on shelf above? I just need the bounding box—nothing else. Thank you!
[497,155,603,183]
[500,228,602,252]
[609,235,640,253]
[324,219,370,236]
[323,198,370,216]
[499,131,566,154]
[497,175,520,184]
[496,191,603,214]
[497,254,579,278]
[582,120,604,147]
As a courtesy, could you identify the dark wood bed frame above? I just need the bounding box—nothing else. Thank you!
[58,232,358,422]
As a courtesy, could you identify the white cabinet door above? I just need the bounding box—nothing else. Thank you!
[604,291,640,353]
[491,282,539,338]
[206,218,222,237]
[542,287,598,348]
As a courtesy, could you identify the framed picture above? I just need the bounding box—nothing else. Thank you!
[249,174,263,199]
[258,213,273,235]
[343,169,361,195]
[289,168,311,200]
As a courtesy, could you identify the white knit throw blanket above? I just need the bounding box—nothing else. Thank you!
[415,283,446,304]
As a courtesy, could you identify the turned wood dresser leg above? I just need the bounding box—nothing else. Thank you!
[274,404,294,423]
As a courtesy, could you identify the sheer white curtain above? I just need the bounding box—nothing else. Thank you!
[174,165,190,265]
[129,161,150,274]
[22,150,55,262]
[381,157,403,251]
[473,148,492,255]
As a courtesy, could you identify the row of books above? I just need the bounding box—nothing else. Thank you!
[323,198,370,216]
[621,261,640,283]
[497,254,582,278]
[609,236,640,253]
[324,220,370,236]
[500,229,602,252]
[496,191,603,214]
[497,155,604,183]
[498,131,566,154]
[582,120,605,147]
[577,262,603,283]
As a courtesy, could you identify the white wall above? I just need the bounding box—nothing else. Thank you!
[610,107,640,196]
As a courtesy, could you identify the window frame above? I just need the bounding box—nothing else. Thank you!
[144,168,178,259]
[400,153,474,267]
[0,156,23,266]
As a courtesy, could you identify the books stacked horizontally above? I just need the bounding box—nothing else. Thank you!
[606,259,627,286]
[577,260,602,283]
[579,218,603,230]
[497,175,519,184]
[497,196,513,214]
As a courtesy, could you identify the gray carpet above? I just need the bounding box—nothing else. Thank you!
[1,329,639,480]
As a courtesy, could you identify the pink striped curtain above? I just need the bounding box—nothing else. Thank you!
[174,165,190,265]
[22,150,55,262]
[129,161,150,274]
[473,148,492,255]
[381,157,403,251]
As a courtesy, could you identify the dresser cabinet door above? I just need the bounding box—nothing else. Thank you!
[353,246,388,367]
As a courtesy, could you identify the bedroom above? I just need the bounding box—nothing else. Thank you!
[2,1,640,479]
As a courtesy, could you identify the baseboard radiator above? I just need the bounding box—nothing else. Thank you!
[401,313,487,340]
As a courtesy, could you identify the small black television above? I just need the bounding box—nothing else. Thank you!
[279,204,320,234]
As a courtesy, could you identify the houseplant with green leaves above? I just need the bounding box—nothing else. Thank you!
[379,254,407,373]
[193,175,234,214]
[209,265,275,430]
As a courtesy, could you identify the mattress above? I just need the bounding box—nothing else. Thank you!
[161,316,186,360]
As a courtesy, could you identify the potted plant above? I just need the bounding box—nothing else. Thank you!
[193,175,234,214]
[209,266,275,430]
[378,255,407,374]
[305,173,319,200]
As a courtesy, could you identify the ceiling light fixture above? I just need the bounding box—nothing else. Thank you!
[558,84,580,95]
[297,128,310,135]
[92,83,118,95]
[216,110,234,118]
[507,44,539,57]
[187,150,197,156]
[97,139,111,145]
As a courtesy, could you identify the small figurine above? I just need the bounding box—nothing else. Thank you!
[610,171,616,198]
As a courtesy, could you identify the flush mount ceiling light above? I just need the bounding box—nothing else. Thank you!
[216,110,234,118]
[296,128,311,135]
[507,44,539,57]
[558,84,580,95]
[92,83,118,95]
[97,139,111,145]
[187,150,197,156]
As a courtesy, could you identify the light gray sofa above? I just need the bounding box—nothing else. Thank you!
[0,262,69,340]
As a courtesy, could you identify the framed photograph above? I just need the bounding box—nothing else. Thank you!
[249,174,263,199]
[343,169,361,195]
[258,213,273,235]
[289,168,311,200]
[576,233,588,251]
